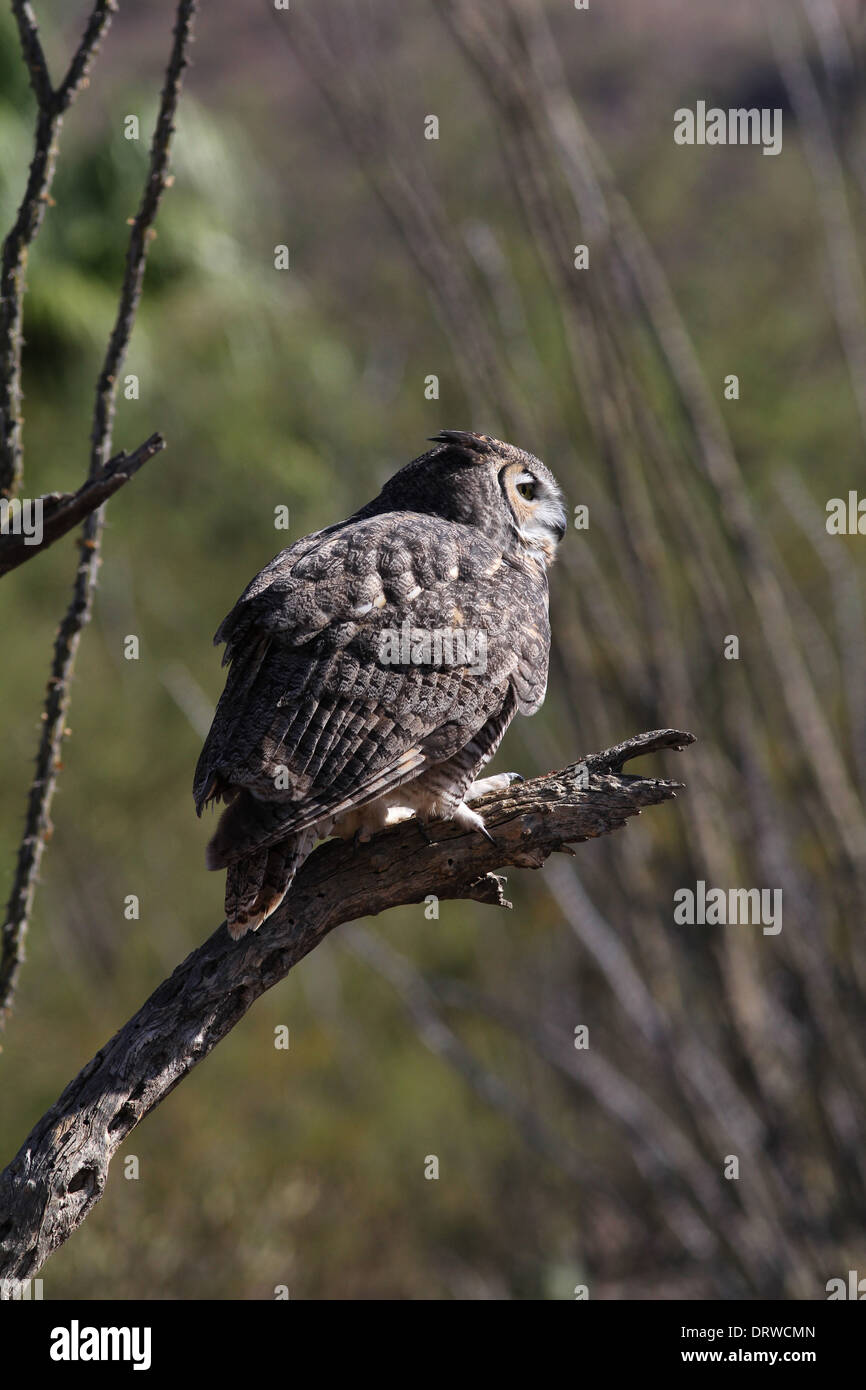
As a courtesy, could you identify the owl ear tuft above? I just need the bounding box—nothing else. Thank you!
[429,430,492,458]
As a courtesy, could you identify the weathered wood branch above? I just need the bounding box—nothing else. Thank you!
[0,728,693,1286]
[0,432,165,577]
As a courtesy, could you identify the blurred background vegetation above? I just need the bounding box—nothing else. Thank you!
[2,0,865,1299]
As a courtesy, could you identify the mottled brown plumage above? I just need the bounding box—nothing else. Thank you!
[194,431,565,936]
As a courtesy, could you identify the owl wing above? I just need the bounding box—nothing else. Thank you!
[193,511,550,858]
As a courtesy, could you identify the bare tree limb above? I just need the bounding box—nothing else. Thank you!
[0,432,165,577]
[278,6,526,437]
[0,0,198,1032]
[0,729,693,1286]
[55,0,119,113]
[1,1,118,499]
[11,0,54,112]
[434,0,866,887]
[768,2,866,450]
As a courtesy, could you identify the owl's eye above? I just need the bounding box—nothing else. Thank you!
[516,479,536,501]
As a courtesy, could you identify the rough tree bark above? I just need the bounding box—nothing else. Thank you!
[0,728,693,1288]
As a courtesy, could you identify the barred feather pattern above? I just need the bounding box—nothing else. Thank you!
[194,433,564,937]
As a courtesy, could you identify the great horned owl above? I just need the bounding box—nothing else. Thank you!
[194,431,565,938]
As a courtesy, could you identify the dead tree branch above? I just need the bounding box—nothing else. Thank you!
[0,432,165,577]
[0,729,693,1285]
[0,0,197,1033]
[1,1,118,500]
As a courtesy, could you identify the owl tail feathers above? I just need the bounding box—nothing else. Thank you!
[206,790,296,870]
[223,833,314,940]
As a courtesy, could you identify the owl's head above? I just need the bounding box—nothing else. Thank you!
[368,430,567,566]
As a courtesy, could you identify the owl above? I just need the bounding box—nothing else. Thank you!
[194,431,566,938]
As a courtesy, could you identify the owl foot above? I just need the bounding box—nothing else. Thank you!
[452,800,496,843]
[415,804,495,846]
[465,771,523,803]
[416,821,439,847]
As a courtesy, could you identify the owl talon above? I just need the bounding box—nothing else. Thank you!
[466,771,524,803]
[452,800,497,842]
